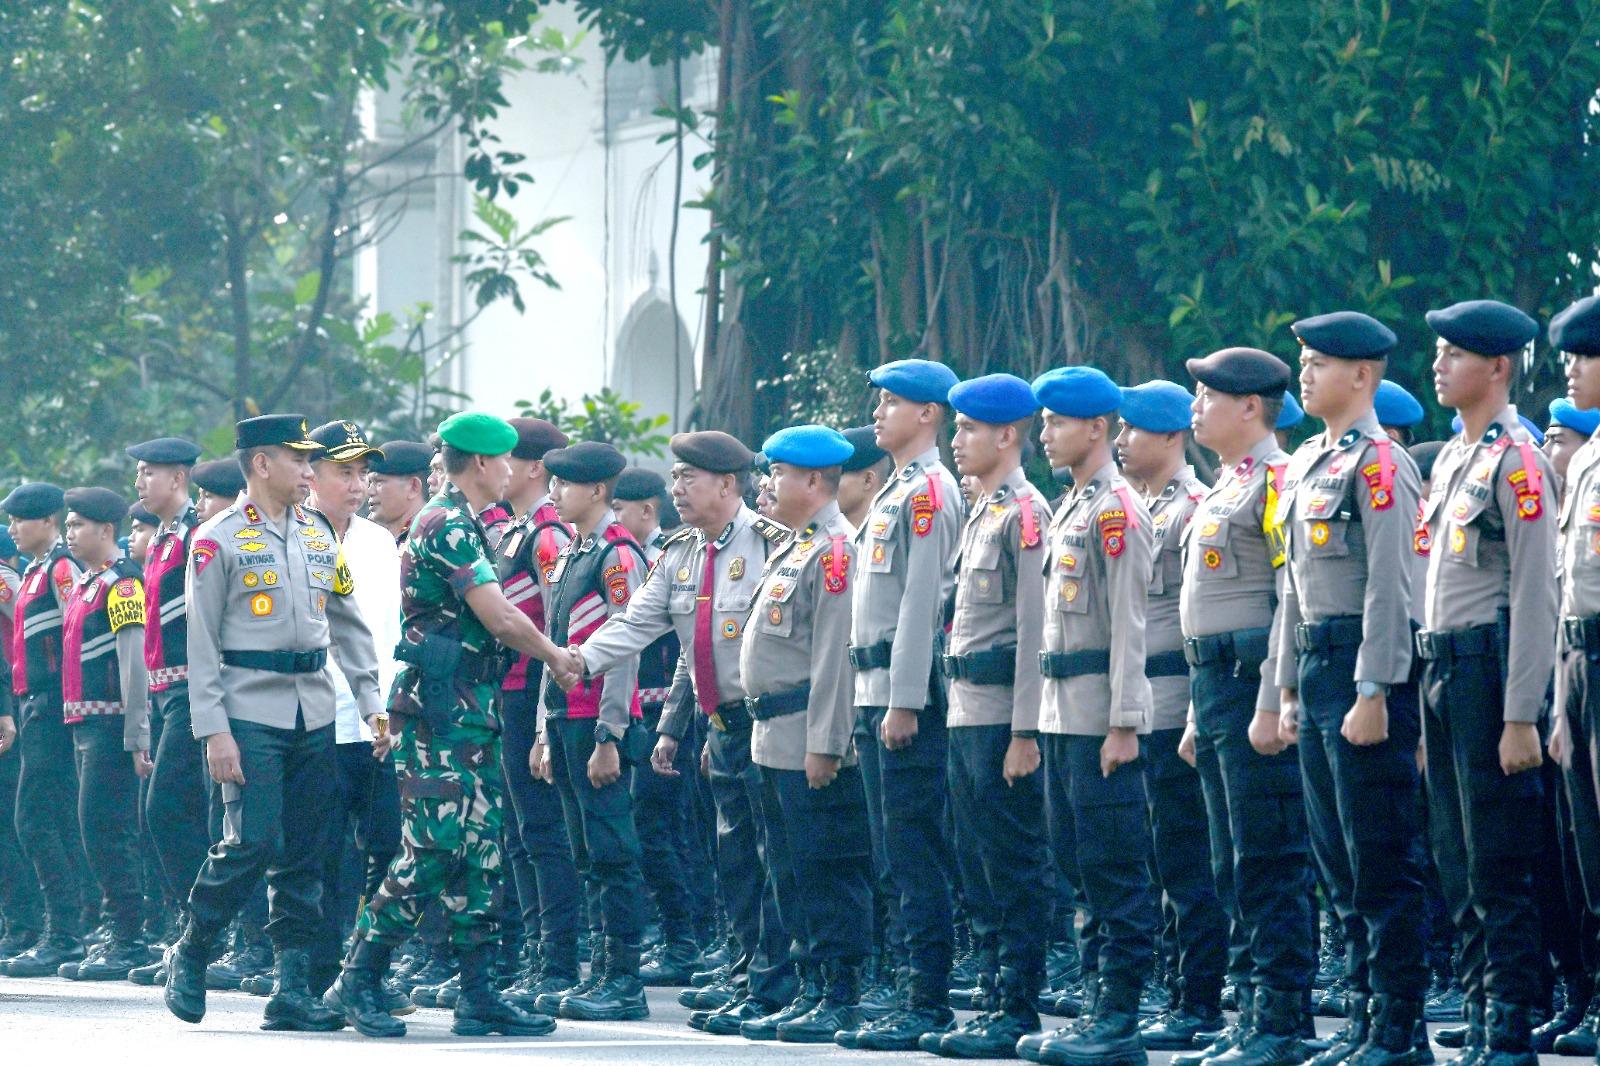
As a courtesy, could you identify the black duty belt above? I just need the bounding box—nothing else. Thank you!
[1294,615,1365,655]
[848,641,893,672]
[1565,616,1600,657]
[222,649,327,674]
[706,699,751,733]
[1144,649,1190,679]
[1414,624,1497,663]
[1039,649,1110,680]
[942,646,1016,686]
[1183,627,1272,668]
[745,686,811,721]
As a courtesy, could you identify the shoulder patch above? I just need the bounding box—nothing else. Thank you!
[1098,508,1127,557]
[911,493,935,536]
[822,534,850,594]
[1508,440,1544,521]
[107,577,145,632]
[191,538,221,576]
[750,515,791,545]
[50,556,76,598]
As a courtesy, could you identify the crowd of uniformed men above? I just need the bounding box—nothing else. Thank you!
[2,295,1600,1066]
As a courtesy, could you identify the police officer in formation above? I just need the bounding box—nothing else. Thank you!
[12,295,1600,1066]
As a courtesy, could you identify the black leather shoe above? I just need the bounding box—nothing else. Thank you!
[506,969,578,1012]
[0,924,41,959]
[1475,1000,1537,1066]
[854,1005,958,1051]
[559,974,650,1021]
[412,972,460,1008]
[691,959,732,987]
[128,961,166,986]
[163,941,208,1024]
[1174,986,1257,1066]
[4,931,85,977]
[395,946,455,993]
[1531,995,1588,1054]
[534,971,596,1016]
[1205,987,1307,1066]
[689,976,738,1010]
[381,979,416,1016]
[1306,993,1371,1066]
[859,976,901,1020]
[262,948,346,1032]
[639,938,700,986]
[741,990,821,1040]
[1342,995,1431,1066]
[1142,1007,1227,1051]
[704,996,782,1036]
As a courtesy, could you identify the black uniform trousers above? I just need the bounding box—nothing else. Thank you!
[1420,644,1542,1009]
[856,707,907,975]
[71,715,144,938]
[860,703,955,1005]
[947,723,1048,985]
[1295,641,1428,999]
[1144,724,1230,1011]
[1561,651,1600,971]
[546,716,647,948]
[681,713,719,938]
[633,702,696,944]
[499,685,581,958]
[144,690,213,911]
[188,712,336,951]
[705,714,796,1006]
[1042,732,1159,992]
[1191,658,1316,993]
[758,762,874,968]
[314,739,401,968]
[15,691,90,935]
[0,730,45,936]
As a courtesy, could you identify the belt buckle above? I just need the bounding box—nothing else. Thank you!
[709,711,726,732]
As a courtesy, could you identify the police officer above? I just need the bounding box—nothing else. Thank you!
[1175,348,1316,1066]
[736,425,874,1044]
[1375,382,1427,447]
[1,482,90,978]
[0,527,46,961]
[1544,398,1595,484]
[58,487,150,980]
[839,427,893,532]
[928,376,1053,1059]
[191,458,246,522]
[1277,393,1306,451]
[129,503,159,564]
[1114,381,1231,1051]
[1416,300,1556,1066]
[1020,367,1160,1066]
[840,358,963,1052]
[613,466,709,983]
[326,412,567,1039]
[1273,313,1429,1066]
[161,414,382,1033]
[125,435,211,987]
[530,441,652,1022]
[366,442,432,544]
[551,431,798,1034]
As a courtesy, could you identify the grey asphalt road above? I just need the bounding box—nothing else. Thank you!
[0,979,1552,1066]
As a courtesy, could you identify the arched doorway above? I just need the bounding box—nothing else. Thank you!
[613,294,694,431]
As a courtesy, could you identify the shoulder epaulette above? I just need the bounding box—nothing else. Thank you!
[662,526,696,548]
[751,515,791,544]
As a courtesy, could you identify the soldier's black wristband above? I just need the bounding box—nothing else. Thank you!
[1011,729,1039,740]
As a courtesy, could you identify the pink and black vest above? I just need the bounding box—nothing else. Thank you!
[142,504,196,692]
[495,500,569,692]
[542,523,645,721]
[62,559,145,722]
[12,542,80,697]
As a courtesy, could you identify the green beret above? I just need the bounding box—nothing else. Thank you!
[438,412,519,456]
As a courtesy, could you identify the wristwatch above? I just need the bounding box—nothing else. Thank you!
[594,723,619,744]
[1356,681,1389,699]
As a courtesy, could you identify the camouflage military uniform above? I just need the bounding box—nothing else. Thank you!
[355,483,508,949]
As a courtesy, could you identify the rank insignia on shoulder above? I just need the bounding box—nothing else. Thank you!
[751,516,790,545]
[663,526,695,547]
[243,504,262,524]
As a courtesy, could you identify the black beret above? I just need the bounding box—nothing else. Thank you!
[1551,295,1600,357]
[1,482,65,520]
[507,417,569,461]
[1185,347,1292,396]
[129,502,159,526]
[542,441,627,484]
[670,431,753,475]
[1408,441,1446,483]
[308,420,383,463]
[191,458,246,498]
[1426,300,1539,357]
[753,451,770,475]
[614,467,667,502]
[368,441,432,477]
[125,437,202,466]
[236,414,319,451]
[64,487,129,525]
[840,426,888,472]
[1290,311,1397,359]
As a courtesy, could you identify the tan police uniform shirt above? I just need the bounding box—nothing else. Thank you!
[1145,467,1207,732]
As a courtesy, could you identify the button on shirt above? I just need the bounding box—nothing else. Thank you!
[327,513,401,744]
[1144,467,1207,731]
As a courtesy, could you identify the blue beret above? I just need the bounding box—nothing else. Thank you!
[0,529,15,559]
[1551,295,1600,357]
[1118,381,1194,433]
[1,482,65,520]
[1277,392,1305,430]
[1374,381,1425,428]
[1426,300,1539,356]
[1449,412,1545,445]
[949,374,1041,424]
[1549,398,1600,437]
[1291,311,1398,359]
[867,358,960,404]
[840,427,888,472]
[125,437,203,466]
[1186,347,1292,396]
[762,425,855,469]
[1032,366,1121,419]
[542,441,627,484]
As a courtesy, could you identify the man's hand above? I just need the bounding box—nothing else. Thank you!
[1249,709,1286,756]
[880,708,919,751]
[1003,736,1041,785]
[1342,693,1389,747]
[0,714,15,756]
[1101,727,1139,777]
[1500,721,1543,776]
[1550,712,1573,769]
[1177,722,1198,768]
[652,735,680,778]
[805,752,841,790]
[205,733,245,785]
[588,740,621,788]
[1278,689,1300,745]
[550,646,585,693]
[529,739,551,783]
[132,750,154,779]
[367,715,400,759]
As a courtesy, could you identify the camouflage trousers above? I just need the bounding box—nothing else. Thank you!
[355,718,504,949]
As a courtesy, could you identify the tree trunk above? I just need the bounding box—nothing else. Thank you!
[223,197,253,419]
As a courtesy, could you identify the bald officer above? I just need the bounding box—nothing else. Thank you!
[1274,312,1428,1066]
[1417,301,1557,1064]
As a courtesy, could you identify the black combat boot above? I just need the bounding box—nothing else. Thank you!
[1553,994,1600,1055]
[859,950,904,1020]
[535,938,602,1015]
[557,938,649,1021]
[1476,1000,1537,1066]
[1307,991,1371,1066]
[1207,986,1308,1066]
[324,939,407,1038]
[1142,1003,1227,1051]
[0,919,41,960]
[262,947,346,1031]
[451,943,557,1036]
[639,936,700,986]
[1038,975,1148,1066]
[1170,984,1256,1066]
[507,939,580,1012]
[742,967,822,1040]
[3,921,86,978]
[206,924,272,990]
[937,964,1043,1059]
[162,924,215,1025]
[70,932,147,981]
[704,992,783,1035]
[1345,994,1432,1066]
[780,959,865,1044]
[1532,981,1590,1053]
[852,968,956,1051]
[1022,975,1104,1062]
[1438,1001,1486,1066]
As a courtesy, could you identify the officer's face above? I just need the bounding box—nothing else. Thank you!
[366,472,421,525]
[309,457,370,522]
[428,454,446,496]
[251,446,315,509]
[1432,338,1505,410]
[134,462,187,517]
[1566,352,1600,412]
[7,516,57,556]
[612,498,656,543]
[549,476,603,525]
[1545,426,1582,481]
[1113,424,1175,483]
[64,513,114,561]
[766,462,825,527]
[1190,386,1259,454]
[872,390,933,455]
[671,464,732,527]
[1298,350,1365,419]
[195,490,231,523]
[951,415,1003,478]
[128,522,156,565]
[1038,411,1096,470]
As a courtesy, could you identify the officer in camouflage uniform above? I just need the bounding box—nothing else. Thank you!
[326,412,567,1040]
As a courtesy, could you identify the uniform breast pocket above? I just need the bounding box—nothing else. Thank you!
[668,589,697,618]
[1192,514,1238,580]
[865,537,895,574]
[1300,516,1351,559]
[308,569,333,618]
[1442,520,1482,568]
[965,539,1004,604]
[758,596,796,638]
